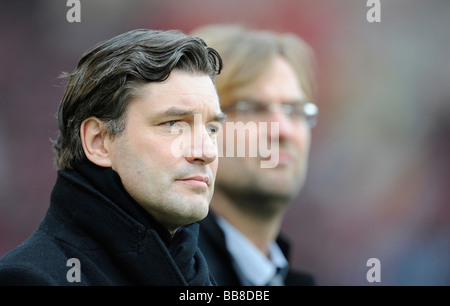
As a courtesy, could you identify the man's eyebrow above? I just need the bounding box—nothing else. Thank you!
[284,98,308,105]
[214,112,228,124]
[158,106,227,123]
[161,107,196,117]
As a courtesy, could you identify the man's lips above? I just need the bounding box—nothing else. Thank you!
[176,175,210,187]
[261,151,294,164]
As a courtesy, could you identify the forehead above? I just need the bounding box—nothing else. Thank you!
[132,70,220,113]
[234,56,306,102]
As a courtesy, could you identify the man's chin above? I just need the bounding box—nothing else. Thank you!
[256,176,303,198]
[181,200,210,224]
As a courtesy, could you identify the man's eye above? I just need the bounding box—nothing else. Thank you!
[162,120,180,127]
[207,123,222,136]
[246,103,268,114]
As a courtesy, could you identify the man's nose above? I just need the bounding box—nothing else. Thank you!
[185,125,217,165]
[267,108,295,141]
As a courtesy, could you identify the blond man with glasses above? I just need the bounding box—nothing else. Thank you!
[192,25,318,286]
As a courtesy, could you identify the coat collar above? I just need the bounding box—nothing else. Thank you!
[48,161,212,285]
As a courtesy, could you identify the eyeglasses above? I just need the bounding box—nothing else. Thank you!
[223,100,319,127]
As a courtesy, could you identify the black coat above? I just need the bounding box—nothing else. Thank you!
[198,212,315,286]
[0,162,214,286]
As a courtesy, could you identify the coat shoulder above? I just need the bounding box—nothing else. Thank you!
[0,263,58,285]
[0,228,73,285]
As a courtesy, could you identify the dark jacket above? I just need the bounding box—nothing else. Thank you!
[199,212,315,286]
[0,162,214,286]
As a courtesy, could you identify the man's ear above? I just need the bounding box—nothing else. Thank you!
[80,117,113,167]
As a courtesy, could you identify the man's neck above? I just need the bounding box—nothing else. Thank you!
[210,189,288,256]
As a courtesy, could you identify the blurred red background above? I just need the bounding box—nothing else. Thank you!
[0,0,449,285]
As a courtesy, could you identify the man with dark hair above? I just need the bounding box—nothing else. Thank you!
[0,29,226,285]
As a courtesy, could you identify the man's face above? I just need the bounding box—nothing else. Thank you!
[107,70,224,233]
[216,56,311,205]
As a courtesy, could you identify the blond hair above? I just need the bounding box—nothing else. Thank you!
[191,25,316,108]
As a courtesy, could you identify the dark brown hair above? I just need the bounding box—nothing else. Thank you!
[53,29,222,170]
